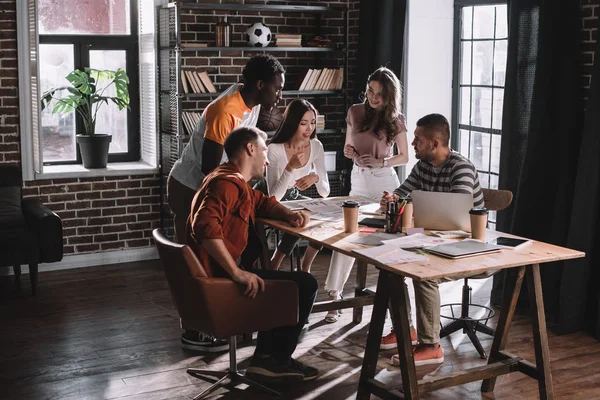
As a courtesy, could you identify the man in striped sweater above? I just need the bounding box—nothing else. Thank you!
[379,113,484,367]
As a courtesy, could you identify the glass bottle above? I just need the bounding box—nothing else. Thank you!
[215,17,231,47]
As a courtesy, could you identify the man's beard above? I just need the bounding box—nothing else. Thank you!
[415,151,433,163]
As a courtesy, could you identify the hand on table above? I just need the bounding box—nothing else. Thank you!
[286,210,309,228]
[294,174,319,191]
[380,190,399,212]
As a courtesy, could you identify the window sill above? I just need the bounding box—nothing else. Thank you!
[36,161,159,180]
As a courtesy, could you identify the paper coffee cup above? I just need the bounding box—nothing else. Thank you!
[342,200,359,233]
[400,198,413,230]
[469,207,488,240]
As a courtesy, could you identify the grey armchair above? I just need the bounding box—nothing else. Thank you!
[0,165,63,295]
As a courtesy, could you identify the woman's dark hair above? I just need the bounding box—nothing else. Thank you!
[242,54,285,87]
[359,67,403,145]
[269,99,318,144]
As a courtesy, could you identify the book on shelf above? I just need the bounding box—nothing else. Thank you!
[181,111,201,135]
[180,42,208,48]
[180,70,217,94]
[298,68,344,91]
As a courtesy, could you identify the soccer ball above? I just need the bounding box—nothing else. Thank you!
[245,22,272,47]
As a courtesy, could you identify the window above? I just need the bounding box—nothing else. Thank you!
[17,0,157,179]
[452,1,507,227]
[38,0,139,165]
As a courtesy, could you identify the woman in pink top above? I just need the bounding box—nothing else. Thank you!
[323,67,409,323]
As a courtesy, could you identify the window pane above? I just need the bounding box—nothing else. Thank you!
[462,7,473,39]
[492,88,504,129]
[459,129,470,154]
[90,50,128,154]
[469,131,491,172]
[471,87,492,128]
[40,44,77,163]
[491,134,501,174]
[473,5,496,39]
[489,174,499,190]
[473,41,494,85]
[460,88,471,125]
[494,40,508,86]
[495,5,508,38]
[38,0,131,35]
[460,41,472,84]
[478,172,491,190]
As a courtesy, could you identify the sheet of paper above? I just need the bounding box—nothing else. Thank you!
[353,244,428,264]
[429,230,471,239]
[280,199,312,210]
[381,233,458,249]
[309,211,343,221]
[350,232,399,246]
[359,202,383,215]
[302,200,341,214]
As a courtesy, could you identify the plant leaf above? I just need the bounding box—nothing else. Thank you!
[67,69,93,95]
[113,68,130,105]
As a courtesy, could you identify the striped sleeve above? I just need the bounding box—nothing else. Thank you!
[449,160,485,207]
[393,163,422,197]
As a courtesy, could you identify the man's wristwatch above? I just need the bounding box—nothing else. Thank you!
[382,158,389,167]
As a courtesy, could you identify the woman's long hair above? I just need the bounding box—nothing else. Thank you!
[270,99,318,144]
[359,67,403,145]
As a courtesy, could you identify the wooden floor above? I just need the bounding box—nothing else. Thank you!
[1,252,599,400]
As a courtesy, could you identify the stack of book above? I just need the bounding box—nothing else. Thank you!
[316,115,325,131]
[298,68,344,91]
[181,70,217,94]
[276,34,302,47]
[181,111,201,135]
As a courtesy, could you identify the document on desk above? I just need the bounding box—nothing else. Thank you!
[351,232,399,246]
[358,202,383,215]
[381,233,458,249]
[280,199,313,211]
[309,211,343,221]
[302,200,341,214]
[353,244,428,265]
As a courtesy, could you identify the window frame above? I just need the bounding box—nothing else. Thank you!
[17,0,158,180]
[452,0,507,227]
[38,1,141,165]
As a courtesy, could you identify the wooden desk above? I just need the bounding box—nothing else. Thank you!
[259,207,585,399]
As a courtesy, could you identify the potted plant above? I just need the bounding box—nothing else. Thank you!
[41,68,130,168]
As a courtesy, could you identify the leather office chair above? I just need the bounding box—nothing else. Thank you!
[440,188,513,359]
[152,229,299,399]
[0,165,63,295]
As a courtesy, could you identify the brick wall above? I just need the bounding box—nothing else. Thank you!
[0,0,359,258]
[582,0,599,103]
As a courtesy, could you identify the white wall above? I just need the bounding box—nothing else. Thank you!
[404,0,454,173]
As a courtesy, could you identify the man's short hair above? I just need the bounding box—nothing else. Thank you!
[224,126,267,159]
[242,54,285,87]
[416,113,450,147]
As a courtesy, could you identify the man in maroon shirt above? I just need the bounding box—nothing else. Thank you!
[186,126,318,383]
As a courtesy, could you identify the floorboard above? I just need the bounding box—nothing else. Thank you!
[1,251,599,399]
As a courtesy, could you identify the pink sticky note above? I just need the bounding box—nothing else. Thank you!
[359,227,378,233]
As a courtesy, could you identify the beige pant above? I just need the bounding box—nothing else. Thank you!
[392,277,453,345]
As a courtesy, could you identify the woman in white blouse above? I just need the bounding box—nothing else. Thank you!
[266,99,330,272]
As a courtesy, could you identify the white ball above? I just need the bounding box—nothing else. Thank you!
[245,22,272,47]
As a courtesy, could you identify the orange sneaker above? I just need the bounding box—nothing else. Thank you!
[380,326,417,350]
[391,344,444,366]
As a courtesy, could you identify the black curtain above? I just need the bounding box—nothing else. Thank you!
[355,0,407,103]
[493,0,600,339]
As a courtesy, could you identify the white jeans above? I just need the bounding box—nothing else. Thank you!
[324,166,400,294]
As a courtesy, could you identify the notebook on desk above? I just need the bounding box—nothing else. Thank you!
[426,240,502,259]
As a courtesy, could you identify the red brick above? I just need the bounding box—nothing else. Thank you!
[76,192,101,200]
[126,239,151,248]
[77,226,102,235]
[113,215,137,224]
[101,241,125,250]
[116,197,140,206]
[102,190,126,199]
[102,207,127,216]
[119,231,144,240]
[66,201,91,210]
[49,193,76,202]
[92,200,116,208]
[75,244,100,253]
[117,180,141,189]
[88,217,112,226]
[103,224,127,233]
[94,234,119,243]
[77,209,102,218]
[92,182,116,190]
[68,235,94,245]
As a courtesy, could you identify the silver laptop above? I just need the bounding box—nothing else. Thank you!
[411,190,474,232]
